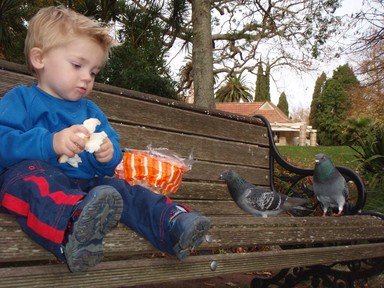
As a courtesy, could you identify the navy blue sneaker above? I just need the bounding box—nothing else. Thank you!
[169,211,211,260]
[63,185,123,272]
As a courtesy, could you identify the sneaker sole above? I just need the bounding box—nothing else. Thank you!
[65,186,123,272]
[175,215,210,260]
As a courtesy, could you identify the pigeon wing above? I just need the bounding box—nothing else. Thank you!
[245,187,282,211]
[337,171,350,201]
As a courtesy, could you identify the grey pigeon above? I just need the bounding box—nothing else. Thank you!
[313,153,349,217]
[219,170,308,218]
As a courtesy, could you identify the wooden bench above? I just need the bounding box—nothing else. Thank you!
[0,59,383,288]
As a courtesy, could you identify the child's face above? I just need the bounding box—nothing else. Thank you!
[36,37,105,101]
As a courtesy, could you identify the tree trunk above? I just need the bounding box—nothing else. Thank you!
[192,0,214,109]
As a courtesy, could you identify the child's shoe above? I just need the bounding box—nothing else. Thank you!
[63,185,123,272]
[169,210,210,260]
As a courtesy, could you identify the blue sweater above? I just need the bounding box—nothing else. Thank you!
[0,84,122,179]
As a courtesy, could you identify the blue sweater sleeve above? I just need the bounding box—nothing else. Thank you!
[0,87,57,169]
[0,85,123,178]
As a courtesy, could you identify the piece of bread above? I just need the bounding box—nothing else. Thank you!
[58,118,105,167]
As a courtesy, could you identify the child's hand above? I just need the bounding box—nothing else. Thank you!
[53,125,90,157]
[94,137,114,163]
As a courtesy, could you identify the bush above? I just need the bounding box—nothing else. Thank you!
[350,121,384,190]
[349,121,384,212]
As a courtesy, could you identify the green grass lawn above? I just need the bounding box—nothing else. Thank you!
[276,145,383,213]
[276,145,358,170]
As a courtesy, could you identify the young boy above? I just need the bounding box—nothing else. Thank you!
[0,6,210,273]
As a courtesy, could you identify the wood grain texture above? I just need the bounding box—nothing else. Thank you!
[1,214,383,262]
[0,243,384,288]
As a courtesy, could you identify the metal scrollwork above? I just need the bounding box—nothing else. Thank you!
[251,258,384,288]
[251,115,383,287]
[253,114,367,216]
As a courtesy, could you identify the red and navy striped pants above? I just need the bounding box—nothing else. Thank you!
[0,160,182,260]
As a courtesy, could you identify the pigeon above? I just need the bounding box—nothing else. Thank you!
[313,153,349,217]
[219,170,308,218]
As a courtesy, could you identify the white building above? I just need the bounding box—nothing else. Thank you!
[215,102,317,146]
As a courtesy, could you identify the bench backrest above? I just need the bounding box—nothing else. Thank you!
[0,60,271,205]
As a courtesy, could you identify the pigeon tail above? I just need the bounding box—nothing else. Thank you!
[280,196,308,210]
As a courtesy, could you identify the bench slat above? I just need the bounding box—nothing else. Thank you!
[174,179,270,200]
[89,91,269,146]
[2,214,383,262]
[0,243,383,288]
[0,70,34,96]
[111,123,270,169]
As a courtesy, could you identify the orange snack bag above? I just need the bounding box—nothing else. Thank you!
[115,147,192,195]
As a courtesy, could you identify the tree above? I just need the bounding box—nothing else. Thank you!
[1,1,178,98]
[309,72,327,128]
[290,106,310,123]
[215,75,253,103]
[3,0,345,107]
[277,92,288,116]
[352,41,384,122]
[71,0,120,23]
[316,64,360,146]
[264,62,271,101]
[97,2,177,98]
[349,0,384,78]
[0,0,31,61]
[332,64,359,88]
[254,61,263,101]
[0,1,95,60]
[312,64,360,145]
[254,61,270,101]
[345,0,384,122]
[1,0,122,62]
[168,0,343,107]
[317,78,347,145]
[192,0,214,108]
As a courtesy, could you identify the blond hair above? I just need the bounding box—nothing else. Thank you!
[25,6,116,73]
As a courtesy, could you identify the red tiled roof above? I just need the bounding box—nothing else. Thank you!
[215,101,292,123]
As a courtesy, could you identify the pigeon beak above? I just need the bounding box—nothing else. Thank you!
[315,160,319,163]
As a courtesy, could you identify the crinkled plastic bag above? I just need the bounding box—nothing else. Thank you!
[115,146,193,195]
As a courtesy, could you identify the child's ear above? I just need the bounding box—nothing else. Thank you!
[29,48,44,70]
